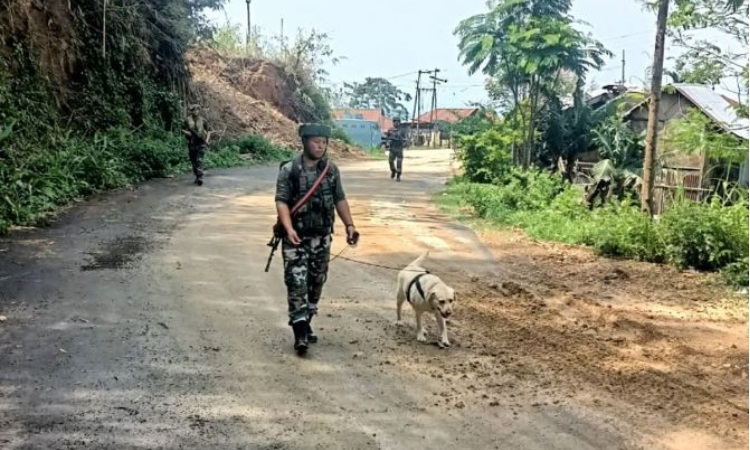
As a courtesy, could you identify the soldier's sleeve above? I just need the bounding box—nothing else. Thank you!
[331,164,346,203]
[275,164,293,205]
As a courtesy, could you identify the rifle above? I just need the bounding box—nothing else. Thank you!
[265,159,331,272]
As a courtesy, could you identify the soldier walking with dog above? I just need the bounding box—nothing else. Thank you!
[385,118,408,181]
[182,104,211,186]
[272,123,359,354]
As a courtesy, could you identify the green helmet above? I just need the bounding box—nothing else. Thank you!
[299,123,331,139]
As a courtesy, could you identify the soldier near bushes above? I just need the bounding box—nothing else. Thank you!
[182,104,211,186]
[274,123,358,354]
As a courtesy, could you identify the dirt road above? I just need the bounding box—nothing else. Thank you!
[1,149,746,450]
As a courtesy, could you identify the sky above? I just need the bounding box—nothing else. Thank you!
[206,0,740,109]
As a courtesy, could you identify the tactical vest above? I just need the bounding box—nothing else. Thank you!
[284,155,336,237]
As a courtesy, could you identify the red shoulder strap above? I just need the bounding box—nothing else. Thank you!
[289,159,331,216]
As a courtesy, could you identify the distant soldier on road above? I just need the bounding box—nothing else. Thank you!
[182,104,211,186]
[384,118,408,181]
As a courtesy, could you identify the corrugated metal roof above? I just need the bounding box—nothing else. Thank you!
[672,84,749,141]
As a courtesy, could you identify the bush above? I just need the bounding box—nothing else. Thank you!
[0,130,293,234]
[330,125,354,146]
[722,257,749,289]
[587,203,666,262]
[455,124,518,184]
[216,134,294,162]
[442,176,748,286]
[659,198,748,271]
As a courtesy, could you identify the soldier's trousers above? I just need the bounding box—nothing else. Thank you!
[388,149,403,174]
[189,144,205,179]
[282,234,332,324]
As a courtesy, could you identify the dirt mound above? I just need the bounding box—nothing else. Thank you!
[186,47,363,159]
[0,0,78,102]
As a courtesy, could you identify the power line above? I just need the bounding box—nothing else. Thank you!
[385,71,419,80]
[599,30,653,41]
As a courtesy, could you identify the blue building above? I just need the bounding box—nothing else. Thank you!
[333,118,382,149]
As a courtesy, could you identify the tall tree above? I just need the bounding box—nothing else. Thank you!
[344,78,412,118]
[667,0,748,110]
[454,0,610,168]
[641,0,670,216]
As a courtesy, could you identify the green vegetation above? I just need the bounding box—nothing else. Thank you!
[341,78,412,119]
[330,126,355,146]
[454,0,611,168]
[441,173,748,288]
[0,1,315,235]
[0,129,292,234]
[442,0,748,289]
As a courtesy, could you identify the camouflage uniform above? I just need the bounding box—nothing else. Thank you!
[183,109,209,183]
[386,125,407,180]
[275,155,346,324]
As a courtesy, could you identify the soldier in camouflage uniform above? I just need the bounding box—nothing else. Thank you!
[182,104,211,186]
[385,118,408,181]
[275,123,357,354]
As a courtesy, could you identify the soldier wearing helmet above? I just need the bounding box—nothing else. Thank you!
[182,103,211,186]
[274,123,358,354]
[385,118,408,181]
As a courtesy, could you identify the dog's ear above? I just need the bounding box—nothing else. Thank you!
[428,292,437,306]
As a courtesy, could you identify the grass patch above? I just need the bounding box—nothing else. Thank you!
[439,171,749,289]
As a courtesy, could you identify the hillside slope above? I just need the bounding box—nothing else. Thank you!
[186,47,362,158]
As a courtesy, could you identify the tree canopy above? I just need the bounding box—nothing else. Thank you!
[343,78,412,119]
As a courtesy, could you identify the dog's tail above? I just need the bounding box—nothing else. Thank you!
[408,251,429,268]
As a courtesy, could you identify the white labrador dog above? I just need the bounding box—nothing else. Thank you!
[396,251,457,348]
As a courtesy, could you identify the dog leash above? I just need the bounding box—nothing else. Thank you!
[328,245,430,273]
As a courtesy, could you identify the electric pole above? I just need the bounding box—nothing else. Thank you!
[411,69,446,146]
[428,69,447,121]
[412,70,428,145]
[412,71,425,123]
[251,0,253,47]
[428,69,447,147]
[641,0,670,216]
[621,50,626,85]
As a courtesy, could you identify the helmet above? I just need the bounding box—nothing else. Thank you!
[298,123,331,139]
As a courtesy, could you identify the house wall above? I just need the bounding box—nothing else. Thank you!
[627,92,704,170]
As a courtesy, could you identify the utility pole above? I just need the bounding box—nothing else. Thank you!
[428,69,447,147]
[412,70,426,145]
[641,0,670,216]
[245,0,252,47]
[621,50,626,85]
[411,69,445,146]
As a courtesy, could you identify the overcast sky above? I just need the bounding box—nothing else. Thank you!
[207,0,739,109]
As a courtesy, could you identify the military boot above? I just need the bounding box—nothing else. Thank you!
[390,170,396,179]
[292,321,309,354]
[396,172,401,182]
[306,316,318,344]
